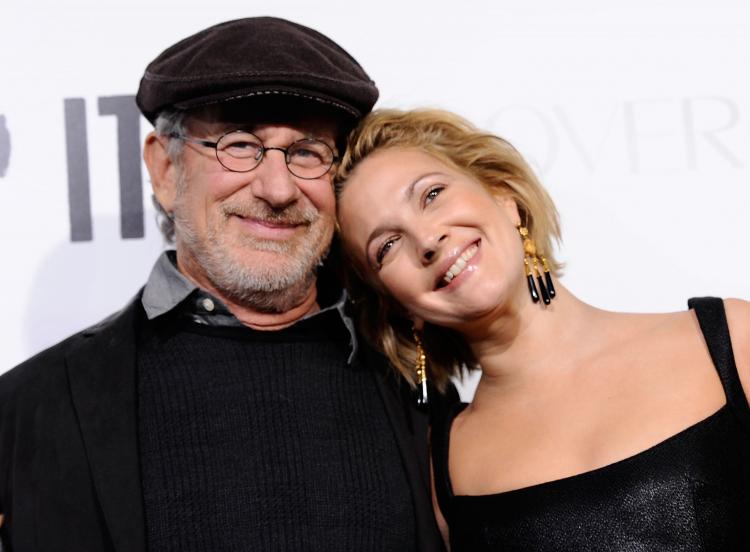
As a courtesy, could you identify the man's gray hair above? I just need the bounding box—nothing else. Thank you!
[152,110,188,243]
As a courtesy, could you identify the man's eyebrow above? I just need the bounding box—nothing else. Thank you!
[241,127,337,147]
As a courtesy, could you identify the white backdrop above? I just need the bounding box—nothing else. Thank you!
[2,0,749,390]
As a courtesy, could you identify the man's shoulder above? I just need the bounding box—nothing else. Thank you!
[0,293,143,402]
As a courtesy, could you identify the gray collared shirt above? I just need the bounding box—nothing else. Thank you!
[141,251,358,361]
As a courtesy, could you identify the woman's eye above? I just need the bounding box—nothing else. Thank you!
[424,186,444,206]
[376,236,400,266]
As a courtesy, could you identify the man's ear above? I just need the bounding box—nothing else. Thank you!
[143,131,178,214]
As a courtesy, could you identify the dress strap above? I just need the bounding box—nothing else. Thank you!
[688,297,750,426]
[430,402,467,523]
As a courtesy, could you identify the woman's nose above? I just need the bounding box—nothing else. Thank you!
[420,233,448,264]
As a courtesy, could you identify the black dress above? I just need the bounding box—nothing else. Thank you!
[432,298,750,551]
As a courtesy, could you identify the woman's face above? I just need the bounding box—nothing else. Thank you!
[338,147,526,332]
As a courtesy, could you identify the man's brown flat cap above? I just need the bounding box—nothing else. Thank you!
[136,17,379,124]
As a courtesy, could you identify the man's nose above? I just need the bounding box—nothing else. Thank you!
[249,149,301,208]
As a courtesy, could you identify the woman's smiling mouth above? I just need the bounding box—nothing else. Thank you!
[437,241,480,288]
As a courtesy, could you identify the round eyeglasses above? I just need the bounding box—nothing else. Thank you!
[169,130,339,180]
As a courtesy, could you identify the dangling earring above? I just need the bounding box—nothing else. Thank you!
[412,328,429,407]
[517,225,556,305]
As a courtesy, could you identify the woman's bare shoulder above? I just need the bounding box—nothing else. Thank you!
[724,298,750,400]
[724,298,750,332]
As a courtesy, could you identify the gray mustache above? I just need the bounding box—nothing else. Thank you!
[221,202,318,226]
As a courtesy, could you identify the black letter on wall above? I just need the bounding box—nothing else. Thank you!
[98,95,143,239]
[64,98,93,241]
[0,115,10,177]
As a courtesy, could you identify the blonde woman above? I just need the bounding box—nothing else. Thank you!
[335,109,750,550]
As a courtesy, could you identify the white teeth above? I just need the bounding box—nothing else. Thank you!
[441,243,478,285]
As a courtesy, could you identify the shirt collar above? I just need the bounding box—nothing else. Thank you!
[141,250,196,320]
[141,250,359,362]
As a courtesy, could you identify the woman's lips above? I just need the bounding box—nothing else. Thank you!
[435,240,481,290]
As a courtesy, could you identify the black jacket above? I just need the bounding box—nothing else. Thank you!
[0,294,447,552]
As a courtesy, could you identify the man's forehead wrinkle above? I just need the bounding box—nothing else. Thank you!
[186,114,339,143]
[251,121,338,138]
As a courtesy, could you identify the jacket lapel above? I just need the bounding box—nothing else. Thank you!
[66,297,146,552]
[362,347,445,552]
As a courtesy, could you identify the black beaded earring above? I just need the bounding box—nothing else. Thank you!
[412,328,429,407]
[518,225,556,305]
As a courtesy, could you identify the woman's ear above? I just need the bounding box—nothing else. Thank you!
[143,131,179,215]
[492,190,522,227]
[411,316,425,331]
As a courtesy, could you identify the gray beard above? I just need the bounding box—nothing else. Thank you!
[173,190,332,314]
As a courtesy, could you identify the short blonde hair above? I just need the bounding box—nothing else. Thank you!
[335,108,561,391]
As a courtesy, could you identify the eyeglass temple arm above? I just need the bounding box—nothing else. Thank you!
[168,133,218,149]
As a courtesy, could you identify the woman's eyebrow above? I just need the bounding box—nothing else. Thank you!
[403,172,447,202]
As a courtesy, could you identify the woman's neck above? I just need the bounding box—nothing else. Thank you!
[465,284,601,405]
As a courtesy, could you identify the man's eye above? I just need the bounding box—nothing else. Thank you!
[224,141,262,159]
[424,186,444,206]
[290,147,325,166]
[376,236,400,266]
[293,147,320,158]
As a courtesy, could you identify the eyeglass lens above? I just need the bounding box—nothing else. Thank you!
[215,131,334,178]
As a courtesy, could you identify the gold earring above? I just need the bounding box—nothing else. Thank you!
[413,328,429,407]
[517,225,555,305]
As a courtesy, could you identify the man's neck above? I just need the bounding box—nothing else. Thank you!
[176,255,321,331]
[224,287,320,330]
